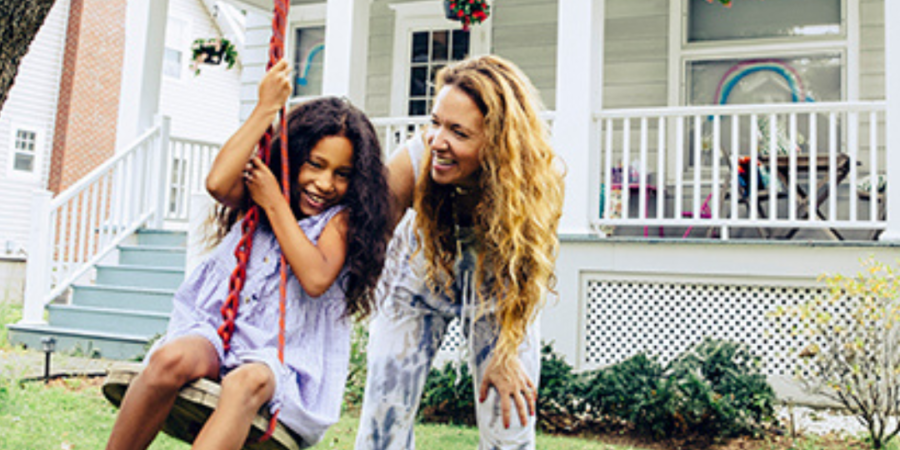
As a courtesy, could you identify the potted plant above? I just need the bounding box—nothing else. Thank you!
[190,37,238,76]
[444,0,490,31]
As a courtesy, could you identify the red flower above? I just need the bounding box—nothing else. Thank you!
[457,9,464,17]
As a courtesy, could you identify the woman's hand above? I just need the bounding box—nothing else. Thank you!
[478,354,536,428]
[256,58,292,117]
[244,157,286,212]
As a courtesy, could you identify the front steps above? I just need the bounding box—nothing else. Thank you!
[8,229,185,360]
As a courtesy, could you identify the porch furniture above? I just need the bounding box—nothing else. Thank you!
[602,182,664,237]
[759,153,852,240]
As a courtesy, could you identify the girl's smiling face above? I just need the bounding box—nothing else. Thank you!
[425,85,487,189]
[297,136,354,216]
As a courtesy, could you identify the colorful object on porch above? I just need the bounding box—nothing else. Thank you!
[707,0,733,7]
[190,37,239,76]
[103,0,300,448]
[444,0,490,31]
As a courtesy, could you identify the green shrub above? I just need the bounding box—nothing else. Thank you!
[582,338,775,440]
[419,362,476,426]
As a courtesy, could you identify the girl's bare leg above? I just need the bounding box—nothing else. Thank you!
[106,336,220,450]
[192,363,276,450]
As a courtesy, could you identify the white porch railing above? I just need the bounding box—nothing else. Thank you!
[164,137,221,222]
[593,101,887,240]
[21,116,171,324]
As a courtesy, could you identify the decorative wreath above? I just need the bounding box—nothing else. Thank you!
[446,0,490,31]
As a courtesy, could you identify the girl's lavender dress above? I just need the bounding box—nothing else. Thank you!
[152,205,349,447]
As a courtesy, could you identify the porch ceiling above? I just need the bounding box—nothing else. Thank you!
[222,0,319,12]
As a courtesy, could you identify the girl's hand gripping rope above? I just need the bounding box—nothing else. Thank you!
[244,156,286,213]
[257,59,292,117]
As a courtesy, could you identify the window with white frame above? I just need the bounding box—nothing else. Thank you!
[164,17,189,80]
[293,26,326,98]
[9,126,42,179]
[390,1,490,117]
[682,0,846,108]
[289,4,327,100]
[674,0,852,167]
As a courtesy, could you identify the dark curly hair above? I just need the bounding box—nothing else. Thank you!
[209,97,390,319]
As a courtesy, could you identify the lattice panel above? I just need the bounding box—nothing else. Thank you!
[584,279,832,376]
[435,319,464,364]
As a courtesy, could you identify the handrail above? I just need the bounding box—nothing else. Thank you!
[20,116,172,324]
[50,126,159,208]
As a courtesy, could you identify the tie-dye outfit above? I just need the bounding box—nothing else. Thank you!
[355,137,540,450]
[151,205,350,447]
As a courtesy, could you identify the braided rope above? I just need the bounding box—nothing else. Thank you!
[216,0,290,443]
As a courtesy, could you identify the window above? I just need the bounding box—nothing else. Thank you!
[293,26,325,97]
[164,17,189,80]
[390,1,491,116]
[678,0,849,106]
[8,125,43,180]
[407,29,470,115]
[673,0,853,169]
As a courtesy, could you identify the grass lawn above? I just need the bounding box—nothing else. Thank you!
[0,375,637,450]
[1,301,636,449]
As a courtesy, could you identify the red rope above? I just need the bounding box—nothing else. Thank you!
[216,0,290,443]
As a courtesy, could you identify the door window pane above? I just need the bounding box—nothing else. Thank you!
[406,29,470,116]
[293,26,326,97]
[451,30,470,60]
[411,32,429,63]
[431,31,448,62]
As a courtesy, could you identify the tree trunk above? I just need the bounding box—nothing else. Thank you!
[0,0,58,113]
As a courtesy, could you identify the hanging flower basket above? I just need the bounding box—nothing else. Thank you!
[444,0,490,31]
[190,37,238,76]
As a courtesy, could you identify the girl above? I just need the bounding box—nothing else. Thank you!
[356,55,565,449]
[106,59,390,450]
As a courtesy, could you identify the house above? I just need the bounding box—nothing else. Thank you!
[0,0,242,302]
[12,0,900,401]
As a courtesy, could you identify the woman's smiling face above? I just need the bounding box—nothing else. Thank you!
[425,85,487,189]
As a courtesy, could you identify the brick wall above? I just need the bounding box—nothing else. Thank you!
[49,0,126,193]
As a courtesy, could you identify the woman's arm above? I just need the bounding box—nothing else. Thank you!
[244,157,348,297]
[479,351,536,429]
[385,142,417,230]
[206,59,292,209]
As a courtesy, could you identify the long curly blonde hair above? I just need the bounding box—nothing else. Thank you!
[414,55,565,363]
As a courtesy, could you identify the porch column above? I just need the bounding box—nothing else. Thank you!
[114,0,168,151]
[881,0,900,241]
[545,0,604,369]
[322,0,370,105]
[552,0,604,235]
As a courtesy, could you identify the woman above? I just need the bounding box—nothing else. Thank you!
[355,55,564,449]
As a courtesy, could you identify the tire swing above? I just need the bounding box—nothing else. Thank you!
[102,1,303,448]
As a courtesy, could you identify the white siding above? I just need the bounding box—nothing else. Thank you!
[239,8,272,121]
[159,0,242,143]
[603,0,669,108]
[0,0,70,255]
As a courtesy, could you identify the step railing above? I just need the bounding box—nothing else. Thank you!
[164,137,221,222]
[593,101,887,239]
[21,116,171,324]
